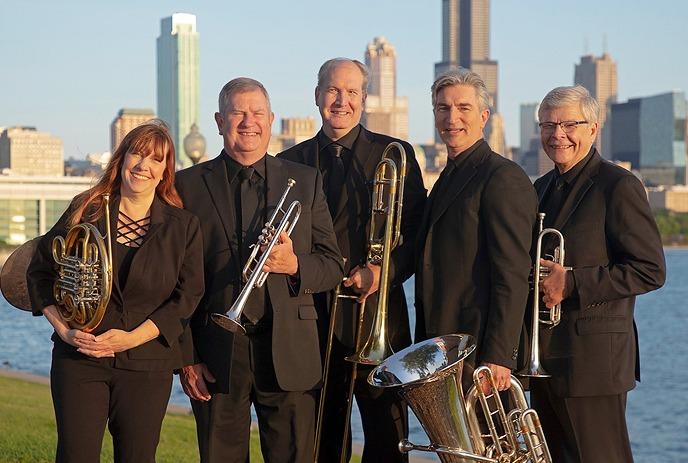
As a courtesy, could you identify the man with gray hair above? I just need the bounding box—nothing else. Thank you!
[280,58,427,462]
[532,85,665,462]
[177,77,344,462]
[415,68,537,393]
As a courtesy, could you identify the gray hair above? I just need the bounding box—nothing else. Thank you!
[317,58,369,96]
[538,85,599,124]
[218,77,271,114]
[431,68,491,111]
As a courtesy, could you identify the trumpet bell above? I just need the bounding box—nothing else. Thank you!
[368,334,477,463]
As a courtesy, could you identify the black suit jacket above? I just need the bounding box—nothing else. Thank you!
[279,126,427,351]
[176,153,344,393]
[415,140,537,370]
[534,150,666,397]
[27,196,205,372]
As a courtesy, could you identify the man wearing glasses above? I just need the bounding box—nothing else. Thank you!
[532,85,666,463]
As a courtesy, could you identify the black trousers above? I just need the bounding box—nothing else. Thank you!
[530,379,634,463]
[50,351,173,463]
[317,337,408,463]
[191,330,317,463]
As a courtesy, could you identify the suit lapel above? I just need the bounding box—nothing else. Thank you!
[536,172,555,204]
[202,154,239,272]
[552,153,600,231]
[100,195,122,302]
[265,155,290,220]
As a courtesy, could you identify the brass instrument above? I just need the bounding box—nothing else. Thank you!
[517,212,569,378]
[369,335,552,463]
[326,142,406,462]
[51,194,113,332]
[211,179,301,334]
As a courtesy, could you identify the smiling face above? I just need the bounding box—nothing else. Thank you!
[433,84,490,157]
[539,105,597,173]
[215,88,274,165]
[120,147,166,200]
[315,61,366,140]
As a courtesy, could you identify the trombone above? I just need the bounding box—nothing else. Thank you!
[517,212,569,378]
[211,179,301,334]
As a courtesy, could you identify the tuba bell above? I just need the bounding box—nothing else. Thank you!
[369,335,552,463]
[51,194,114,332]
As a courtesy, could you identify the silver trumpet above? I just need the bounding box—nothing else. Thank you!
[369,335,551,463]
[517,212,570,378]
[211,179,301,334]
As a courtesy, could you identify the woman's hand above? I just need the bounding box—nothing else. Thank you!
[75,329,132,357]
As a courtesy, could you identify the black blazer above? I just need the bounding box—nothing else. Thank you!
[27,196,205,372]
[176,153,344,393]
[279,126,427,351]
[534,150,666,397]
[415,140,537,370]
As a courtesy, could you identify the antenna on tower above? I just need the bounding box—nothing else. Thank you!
[583,36,589,55]
[603,34,608,55]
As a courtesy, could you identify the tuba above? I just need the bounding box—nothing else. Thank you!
[211,179,301,334]
[369,335,552,463]
[517,212,570,378]
[51,194,114,332]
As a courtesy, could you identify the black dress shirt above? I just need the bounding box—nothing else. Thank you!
[317,125,361,213]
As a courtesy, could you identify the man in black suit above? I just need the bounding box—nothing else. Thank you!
[415,68,537,393]
[280,58,426,462]
[531,85,666,463]
[176,78,344,463]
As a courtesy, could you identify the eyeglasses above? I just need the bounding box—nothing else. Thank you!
[538,120,588,133]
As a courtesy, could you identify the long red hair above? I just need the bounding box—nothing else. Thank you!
[68,120,183,226]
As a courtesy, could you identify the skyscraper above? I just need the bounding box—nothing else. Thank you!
[110,108,155,153]
[0,127,63,176]
[574,53,617,156]
[435,0,498,110]
[157,13,199,169]
[362,36,409,140]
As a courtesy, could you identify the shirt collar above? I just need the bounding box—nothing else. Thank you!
[445,139,484,170]
[317,124,361,152]
[222,150,267,183]
[555,146,594,186]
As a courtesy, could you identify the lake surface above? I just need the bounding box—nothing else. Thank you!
[1,249,686,462]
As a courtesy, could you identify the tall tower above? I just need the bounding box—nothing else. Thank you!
[574,53,617,156]
[435,0,498,110]
[157,13,199,169]
[363,36,409,140]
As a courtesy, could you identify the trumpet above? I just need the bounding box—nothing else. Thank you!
[52,194,113,332]
[211,179,301,334]
[517,212,569,378]
[369,335,552,463]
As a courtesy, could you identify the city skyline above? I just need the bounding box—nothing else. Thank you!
[1,0,687,159]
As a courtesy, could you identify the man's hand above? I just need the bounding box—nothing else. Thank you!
[479,363,512,393]
[540,259,567,308]
[263,231,298,276]
[343,263,381,303]
[181,363,216,402]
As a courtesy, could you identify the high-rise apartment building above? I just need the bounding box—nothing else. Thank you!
[269,117,318,155]
[611,91,687,185]
[574,53,618,156]
[157,13,199,169]
[0,127,63,176]
[362,36,409,140]
[435,0,498,110]
[110,108,156,153]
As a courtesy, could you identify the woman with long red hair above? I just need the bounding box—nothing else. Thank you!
[27,121,204,463]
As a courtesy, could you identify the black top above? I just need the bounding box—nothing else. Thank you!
[114,241,138,290]
[317,125,361,202]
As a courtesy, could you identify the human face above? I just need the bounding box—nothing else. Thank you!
[120,148,166,200]
[215,89,274,164]
[539,105,597,173]
[315,61,366,140]
[434,84,490,158]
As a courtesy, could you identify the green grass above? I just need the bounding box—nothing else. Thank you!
[0,375,261,462]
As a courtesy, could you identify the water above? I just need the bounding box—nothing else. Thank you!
[1,249,686,462]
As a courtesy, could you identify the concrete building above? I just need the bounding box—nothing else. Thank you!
[363,36,409,140]
[157,13,200,169]
[0,176,92,244]
[647,185,688,212]
[110,108,156,153]
[574,53,618,156]
[611,91,687,185]
[0,127,63,177]
[269,117,318,155]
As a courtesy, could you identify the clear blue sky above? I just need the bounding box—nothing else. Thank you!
[1,0,686,159]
